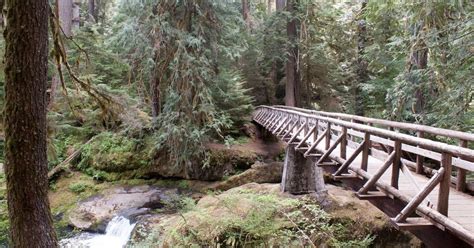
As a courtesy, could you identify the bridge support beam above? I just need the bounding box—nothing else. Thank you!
[281,144,327,195]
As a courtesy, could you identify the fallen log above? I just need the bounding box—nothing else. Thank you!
[48,136,96,180]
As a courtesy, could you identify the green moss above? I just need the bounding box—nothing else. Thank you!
[69,182,91,194]
[77,132,154,178]
[137,188,374,247]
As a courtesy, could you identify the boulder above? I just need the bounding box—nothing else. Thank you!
[68,185,179,232]
[207,161,283,191]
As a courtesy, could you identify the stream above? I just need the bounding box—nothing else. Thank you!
[60,216,136,248]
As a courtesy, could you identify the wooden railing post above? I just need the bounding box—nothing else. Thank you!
[391,140,402,189]
[361,132,370,171]
[457,140,467,192]
[416,131,424,174]
[313,120,319,143]
[340,127,347,159]
[325,122,331,150]
[438,153,452,216]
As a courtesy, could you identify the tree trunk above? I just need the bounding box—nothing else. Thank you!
[276,0,285,11]
[0,0,4,27]
[4,0,58,246]
[58,0,73,36]
[409,24,428,115]
[88,0,95,22]
[150,54,161,119]
[285,0,301,107]
[241,0,250,28]
[267,0,273,14]
[72,0,80,29]
[355,0,368,116]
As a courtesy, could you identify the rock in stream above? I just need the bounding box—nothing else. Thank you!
[68,185,180,233]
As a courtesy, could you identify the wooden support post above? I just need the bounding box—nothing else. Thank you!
[317,134,343,165]
[276,118,292,136]
[391,140,402,189]
[313,120,319,143]
[268,114,284,131]
[325,123,331,150]
[334,142,365,176]
[282,120,298,139]
[393,168,445,223]
[303,118,309,139]
[361,132,370,171]
[457,140,467,192]
[288,121,307,143]
[263,112,276,126]
[416,131,424,174]
[387,127,395,153]
[358,151,396,195]
[296,125,317,149]
[340,127,347,159]
[438,153,452,216]
[304,129,328,157]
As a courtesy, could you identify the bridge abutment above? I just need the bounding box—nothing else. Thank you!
[281,144,327,195]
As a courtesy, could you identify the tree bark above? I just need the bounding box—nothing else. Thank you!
[4,0,58,246]
[409,24,428,115]
[241,0,251,28]
[150,57,161,119]
[267,0,273,14]
[58,0,73,36]
[88,0,95,22]
[355,0,368,116]
[0,0,4,27]
[276,0,285,11]
[285,0,301,107]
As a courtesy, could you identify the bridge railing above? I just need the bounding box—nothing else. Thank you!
[271,105,474,192]
[253,106,474,245]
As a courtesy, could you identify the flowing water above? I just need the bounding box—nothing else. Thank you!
[60,216,136,248]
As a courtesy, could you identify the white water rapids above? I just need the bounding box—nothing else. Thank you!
[60,216,136,248]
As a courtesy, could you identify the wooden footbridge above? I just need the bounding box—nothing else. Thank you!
[253,105,474,247]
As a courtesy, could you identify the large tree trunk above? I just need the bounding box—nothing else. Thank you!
[88,0,95,22]
[267,0,273,14]
[0,0,4,27]
[285,0,301,107]
[4,0,58,246]
[241,0,251,28]
[276,0,285,11]
[409,24,428,115]
[150,55,161,119]
[58,0,73,36]
[355,0,368,116]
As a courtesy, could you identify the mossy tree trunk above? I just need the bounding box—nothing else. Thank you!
[4,0,58,246]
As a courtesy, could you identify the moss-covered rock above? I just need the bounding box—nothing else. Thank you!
[76,132,154,177]
[129,183,396,247]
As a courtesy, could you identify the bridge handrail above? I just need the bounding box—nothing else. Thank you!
[273,105,474,142]
[253,106,474,245]
[256,106,474,165]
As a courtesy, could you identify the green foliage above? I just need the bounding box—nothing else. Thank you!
[137,189,374,247]
[109,0,253,169]
[363,1,473,131]
[77,131,153,174]
[68,182,90,194]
